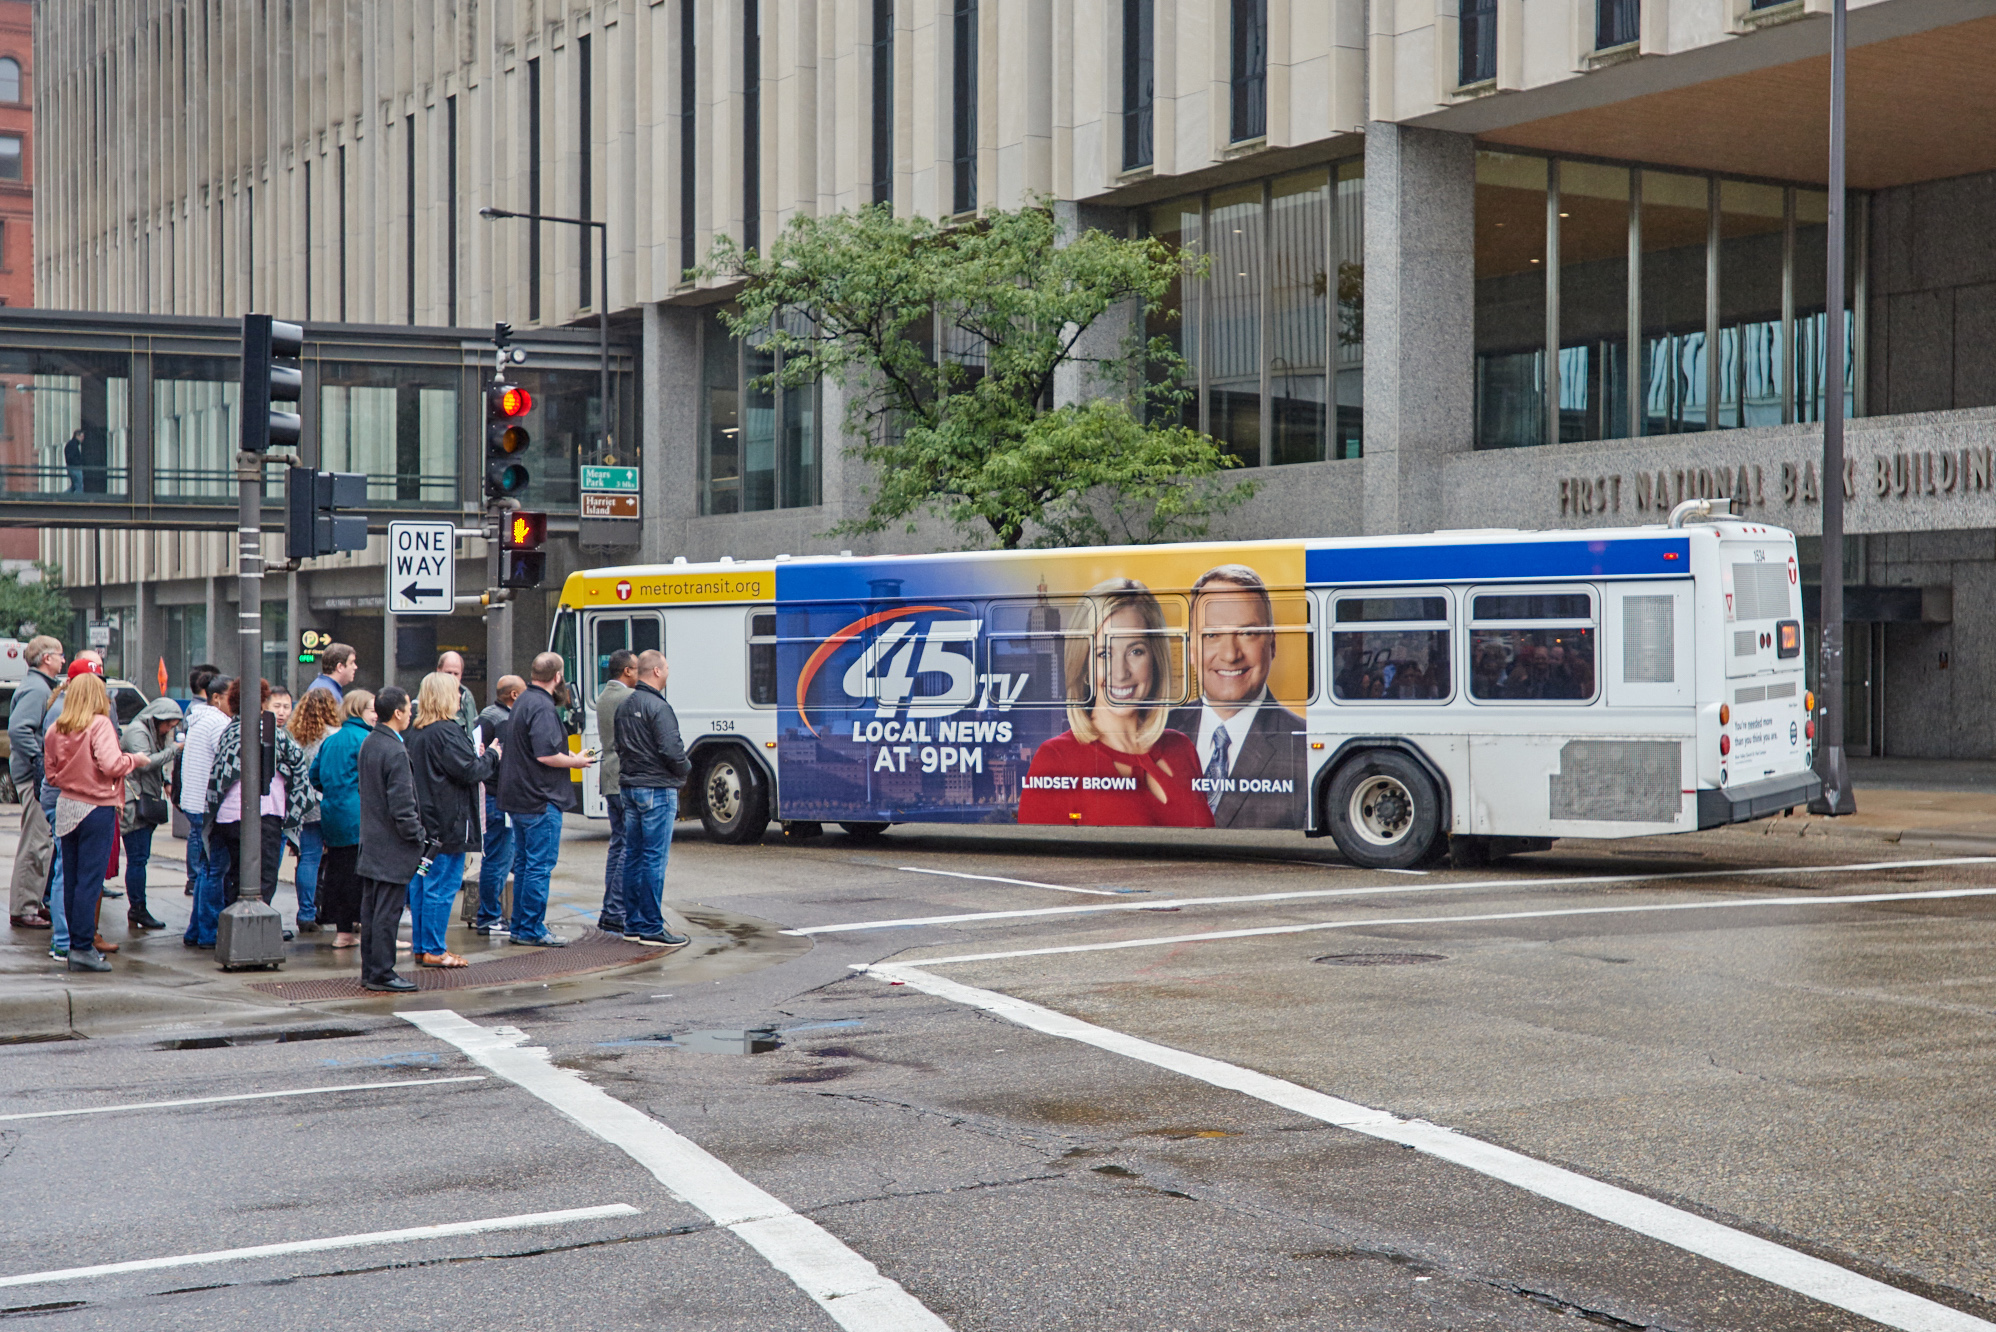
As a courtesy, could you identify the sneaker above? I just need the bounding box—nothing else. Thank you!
[508,933,567,948]
[474,923,509,936]
[635,930,690,948]
[67,948,111,973]
[49,944,67,960]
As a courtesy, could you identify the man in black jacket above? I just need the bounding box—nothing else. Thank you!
[614,650,691,948]
[355,686,427,992]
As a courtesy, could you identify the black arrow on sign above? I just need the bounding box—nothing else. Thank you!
[401,582,444,602]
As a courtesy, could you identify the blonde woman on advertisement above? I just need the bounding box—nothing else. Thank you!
[1017,578,1212,828]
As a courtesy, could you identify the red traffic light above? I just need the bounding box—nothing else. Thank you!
[489,383,533,418]
[502,510,548,550]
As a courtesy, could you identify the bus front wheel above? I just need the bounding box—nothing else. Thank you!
[698,750,772,844]
[1325,750,1443,870]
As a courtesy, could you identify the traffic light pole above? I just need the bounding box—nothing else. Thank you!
[477,206,614,463]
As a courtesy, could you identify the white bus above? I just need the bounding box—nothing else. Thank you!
[549,504,1820,868]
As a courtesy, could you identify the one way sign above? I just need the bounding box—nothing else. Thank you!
[387,520,456,616]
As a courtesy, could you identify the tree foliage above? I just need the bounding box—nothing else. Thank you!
[0,562,71,641]
[702,202,1254,550]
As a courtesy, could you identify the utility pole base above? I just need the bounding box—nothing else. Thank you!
[1808,745,1858,816]
[216,898,287,970]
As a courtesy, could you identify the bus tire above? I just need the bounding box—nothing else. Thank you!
[839,821,890,842]
[698,749,771,845]
[1325,750,1444,870]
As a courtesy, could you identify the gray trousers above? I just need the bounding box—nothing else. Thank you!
[10,795,52,919]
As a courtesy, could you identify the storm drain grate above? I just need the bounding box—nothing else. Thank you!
[1312,953,1447,966]
[246,930,674,1000]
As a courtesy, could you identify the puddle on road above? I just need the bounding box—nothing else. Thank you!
[155,1026,365,1050]
[677,1028,783,1054]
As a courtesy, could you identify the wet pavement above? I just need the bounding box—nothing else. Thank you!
[3,805,1994,1330]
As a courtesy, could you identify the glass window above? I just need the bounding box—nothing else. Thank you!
[1596,0,1638,49]
[1557,161,1631,442]
[748,611,778,706]
[1330,592,1451,702]
[1122,0,1154,171]
[1638,169,1710,435]
[1468,588,1597,702]
[0,134,21,181]
[0,59,20,104]
[1333,161,1365,458]
[1229,0,1266,141]
[1716,180,1786,429]
[1270,169,1330,466]
[1475,153,1548,449]
[701,308,820,514]
[317,361,460,506]
[153,354,242,499]
[952,0,978,214]
[1208,183,1263,467]
[987,597,1095,707]
[1145,196,1201,430]
[0,349,133,498]
[590,614,663,698]
[872,0,895,205]
[1461,0,1497,84]
[551,609,580,729]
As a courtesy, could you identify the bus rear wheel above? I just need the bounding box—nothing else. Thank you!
[1325,750,1443,870]
[698,750,771,844]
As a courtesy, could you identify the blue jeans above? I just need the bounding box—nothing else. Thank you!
[65,465,83,493]
[43,783,66,951]
[506,801,564,940]
[61,806,117,952]
[408,853,465,956]
[183,811,225,947]
[294,823,322,924]
[122,828,154,917]
[600,792,628,930]
[477,795,513,927]
[619,787,679,937]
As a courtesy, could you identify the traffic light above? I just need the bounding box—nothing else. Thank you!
[485,381,533,498]
[499,508,548,588]
[241,314,303,454]
[286,467,369,559]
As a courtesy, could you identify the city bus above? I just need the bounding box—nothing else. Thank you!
[550,503,1821,869]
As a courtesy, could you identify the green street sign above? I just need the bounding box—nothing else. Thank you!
[579,465,640,492]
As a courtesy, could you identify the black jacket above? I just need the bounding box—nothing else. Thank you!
[406,719,499,855]
[356,726,428,884]
[612,682,691,789]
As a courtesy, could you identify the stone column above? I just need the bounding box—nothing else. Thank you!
[642,301,701,565]
[1051,201,1137,409]
[1361,123,1477,535]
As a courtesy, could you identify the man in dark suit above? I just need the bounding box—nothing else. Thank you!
[355,686,427,993]
[1168,565,1307,830]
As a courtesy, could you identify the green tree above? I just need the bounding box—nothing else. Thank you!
[0,562,72,641]
[703,202,1254,550]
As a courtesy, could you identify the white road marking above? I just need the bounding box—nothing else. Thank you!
[874,884,1996,967]
[0,1204,639,1290]
[870,966,1995,1332]
[0,1077,487,1123]
[896,865,1122,896]
[403,1009,950,1332]
[789,856,1996,936]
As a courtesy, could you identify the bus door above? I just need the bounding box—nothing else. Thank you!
[579,610,665,817]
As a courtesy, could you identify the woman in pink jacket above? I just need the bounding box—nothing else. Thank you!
[44,674,149,973]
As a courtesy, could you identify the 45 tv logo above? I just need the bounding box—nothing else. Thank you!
[796,607,1027,733]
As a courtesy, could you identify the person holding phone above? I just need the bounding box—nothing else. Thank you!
[494,653,596,948]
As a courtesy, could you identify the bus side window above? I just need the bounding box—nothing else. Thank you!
[747,612,777,707]
[1329,593,1452,702]
[1466,589,1597,703]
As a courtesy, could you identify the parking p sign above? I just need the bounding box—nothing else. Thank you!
[387,520,456,615]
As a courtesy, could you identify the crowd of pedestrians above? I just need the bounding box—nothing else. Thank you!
[6,636,694,986]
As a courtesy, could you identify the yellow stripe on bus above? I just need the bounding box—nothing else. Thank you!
[560,571,775,607]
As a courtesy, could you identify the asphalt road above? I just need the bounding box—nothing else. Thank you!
[4,817,1994,1331]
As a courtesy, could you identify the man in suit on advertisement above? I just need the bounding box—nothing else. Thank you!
[1168,565,1307,829]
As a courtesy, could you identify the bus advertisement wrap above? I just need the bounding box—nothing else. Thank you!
[772,543,1312,830]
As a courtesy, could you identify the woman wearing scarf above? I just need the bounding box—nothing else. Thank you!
[205,678,310,933]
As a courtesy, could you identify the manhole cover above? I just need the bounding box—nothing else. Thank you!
[1312,952,1447,966]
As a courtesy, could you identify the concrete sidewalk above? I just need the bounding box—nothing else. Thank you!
[1722,757,1996,852]
[0,812,802,1041]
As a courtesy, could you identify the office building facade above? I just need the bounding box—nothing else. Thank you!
[27,0,1996,754]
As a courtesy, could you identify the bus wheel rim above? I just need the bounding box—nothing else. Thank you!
[708,761,742,823]
[1349,775,1415,847]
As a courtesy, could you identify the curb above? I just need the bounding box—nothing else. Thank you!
[0,985,302,1041]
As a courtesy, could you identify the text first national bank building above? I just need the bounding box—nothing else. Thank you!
[29,0,1996,760]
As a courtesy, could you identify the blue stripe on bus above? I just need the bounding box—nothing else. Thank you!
[1305,537,1691,585]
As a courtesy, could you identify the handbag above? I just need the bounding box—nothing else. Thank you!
[136,794,172,826]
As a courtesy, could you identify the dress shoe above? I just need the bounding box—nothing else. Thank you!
[101,886,125,899]
[282,928,296,941]
[92,934,119,954]
[67,948,111,973]
[128,911,166,930]
[10,913,52,930]
[362,975,419,993]
[296,920,322,934]
[634,930,690,948]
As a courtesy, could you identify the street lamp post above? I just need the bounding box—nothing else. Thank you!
[477,206,614,467]
[1810,0,1856,816]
